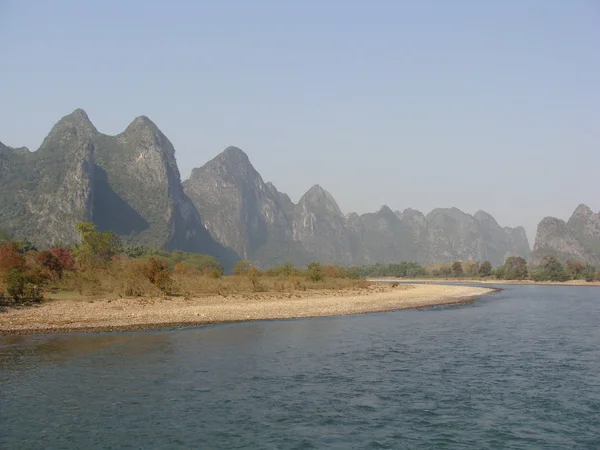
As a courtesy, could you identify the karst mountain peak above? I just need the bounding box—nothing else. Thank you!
[1,109,535,269]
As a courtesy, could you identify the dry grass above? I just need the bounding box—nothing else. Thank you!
[48,263,370,300]
[173,272,370,298]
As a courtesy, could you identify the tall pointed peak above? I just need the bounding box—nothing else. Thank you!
[188,146,258,185]
[120,115,174,156]
[297,184,344,218]
[572,203,594,218]
[49,108,98,138]
[300,184,338,207]
[305,184,327,196]
[123,115,161,135]
[376,205,397,220]
[209,146,252,167]
[69,108,91,122]
[474,210,499,227]
[222,146,248,159]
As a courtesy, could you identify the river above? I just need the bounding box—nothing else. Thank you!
[1,285,599,449]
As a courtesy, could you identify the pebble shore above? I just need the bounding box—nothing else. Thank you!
[0,283,495,335]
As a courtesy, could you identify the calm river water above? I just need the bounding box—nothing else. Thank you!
[1,285,599,449]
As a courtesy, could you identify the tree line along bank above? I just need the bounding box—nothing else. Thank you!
[1,224,596,306]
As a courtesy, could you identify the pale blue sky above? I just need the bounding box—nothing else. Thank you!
[1,0,599,243]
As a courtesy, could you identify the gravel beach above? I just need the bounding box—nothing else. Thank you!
[0,283,495,335]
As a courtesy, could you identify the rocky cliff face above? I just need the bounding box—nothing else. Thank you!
[183,147,291,259]
[182,147,360,266]
[531,204,600,266]
[291,185,353,264]
[425,208,484,263]
[0,110,95,246]
[396,208,431,263]
[352,206,419,264]
[0,109,236,268]
[265,181,295,222]
[474,210,531,264]
[2,109,532,270]
[92,114,210,251]
[183,149,531,267]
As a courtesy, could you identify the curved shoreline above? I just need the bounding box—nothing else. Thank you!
[370,277,600,287]
[0,284,496,336]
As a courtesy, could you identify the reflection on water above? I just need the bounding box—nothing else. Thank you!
[1,285,600,449]
[1,333,173,368]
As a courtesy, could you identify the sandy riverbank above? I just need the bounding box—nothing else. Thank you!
[370,278,600,286]
[0,283,495,335]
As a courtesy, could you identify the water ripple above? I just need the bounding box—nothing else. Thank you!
[1,285,600,448]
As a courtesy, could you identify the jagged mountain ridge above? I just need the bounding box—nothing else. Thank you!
[1,109,531,269]
[183,146,531,267]
[531,204,600,266]
[0,109,237,268]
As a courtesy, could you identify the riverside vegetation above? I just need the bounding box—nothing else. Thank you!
[1,220,596,309]
[0,223,368,307]
[354,256,599,283]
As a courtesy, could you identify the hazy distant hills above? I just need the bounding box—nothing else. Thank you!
[530,204,600,266]
[184,146,531,267]
[1,109,533,268]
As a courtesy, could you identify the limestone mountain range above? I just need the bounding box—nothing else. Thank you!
[530,204,600,266]
[0,109,540,268]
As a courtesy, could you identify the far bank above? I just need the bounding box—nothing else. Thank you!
[369,278,600,287]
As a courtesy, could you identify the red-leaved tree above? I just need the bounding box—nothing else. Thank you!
[49,248,76,271]
[0,242,25,275]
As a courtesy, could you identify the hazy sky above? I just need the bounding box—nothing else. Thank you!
[1,0,598,244]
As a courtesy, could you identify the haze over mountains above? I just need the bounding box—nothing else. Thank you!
[12,109,598,270]
[531,205,600,267]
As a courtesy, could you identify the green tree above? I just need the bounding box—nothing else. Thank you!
[5,269,26,301]
[307,262,324,282]
[432,264,452,277]
[565,260,583,280]
[343,268,361,279]
[17,239,37,253]
[74,222,121,268]
[478,261,493,277]
[464,261,479,277]
[503,256,528,280]
[232,260,253,276]
[406,266,426,278]
[451,261,463,277]
[581,264,597,282]
[541,254,567,281]
[266,261,295,277]
[494,265,505,279]
[280,261,294,277]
